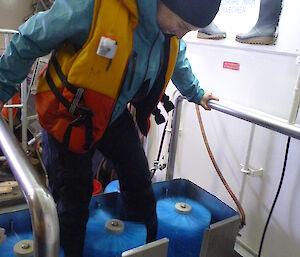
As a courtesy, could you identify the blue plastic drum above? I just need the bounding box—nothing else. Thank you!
[156,197,211,257]
[104,180,120,193]
[84,208,146,257]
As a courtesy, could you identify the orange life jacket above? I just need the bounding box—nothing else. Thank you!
[36,0,179,153]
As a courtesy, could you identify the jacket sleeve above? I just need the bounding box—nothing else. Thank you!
[171,39,205,105]
[0,0,93,103]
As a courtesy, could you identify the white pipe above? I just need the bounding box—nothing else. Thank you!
[39,0,48,10]
[21,81,28,152]
[243,124,256,172]
[153,90,179,181]
[239,124,256,203]
[288,58,300,124]
[163,90,179,159]
[0,29,19,34]
[3,33,14,131]
[7,99,13,131]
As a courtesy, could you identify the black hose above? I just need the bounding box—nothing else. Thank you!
[156,121,168,161]
[258,136,291,257]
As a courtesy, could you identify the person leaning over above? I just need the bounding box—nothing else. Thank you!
[0,0,221,256]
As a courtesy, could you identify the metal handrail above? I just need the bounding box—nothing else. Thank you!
[166,95,185,180]
[208,100,300,140]
[0,116,59,257]
[1,29,19,131]
[0,28,19,34]
[1,28,34,154]
[166,96,300,180]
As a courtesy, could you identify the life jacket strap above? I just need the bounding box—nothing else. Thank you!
[51,53,77,94]
[45,54,94,151]
[62,110,93,151]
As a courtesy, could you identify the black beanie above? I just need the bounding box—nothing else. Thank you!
[161,0,221,28]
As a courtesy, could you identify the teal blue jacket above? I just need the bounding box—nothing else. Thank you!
[0,0,204,123]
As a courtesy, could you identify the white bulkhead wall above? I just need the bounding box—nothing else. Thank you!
[0,0,33,29]
[0,0,34,54]
[148,0,300,256]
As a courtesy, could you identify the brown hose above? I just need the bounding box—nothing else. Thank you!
[195,104,246,226]
[96,158,105,182]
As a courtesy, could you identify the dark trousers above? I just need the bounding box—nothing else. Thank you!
[42,110,157,257]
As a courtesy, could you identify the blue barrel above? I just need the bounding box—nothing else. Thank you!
[84,208,146,257]
[157,197,211,257]
[104,180,120,193]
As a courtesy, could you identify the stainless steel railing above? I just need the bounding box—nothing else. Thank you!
[0,28,19,35]
[0,28,29,151]
[0,116,59,257]
[208,100,300,140]
[0,29,19,131]
[166,96,300,180]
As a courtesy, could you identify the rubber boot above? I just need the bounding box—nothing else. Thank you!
[197,21,226,40]
[235,0,283,45]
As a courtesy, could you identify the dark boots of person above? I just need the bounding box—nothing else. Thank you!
[197,21,226,40]
[235,0,283,45]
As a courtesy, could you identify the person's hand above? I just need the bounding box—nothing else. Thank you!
[199,92,219,110]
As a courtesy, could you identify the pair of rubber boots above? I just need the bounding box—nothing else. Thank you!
[197,0,283,45]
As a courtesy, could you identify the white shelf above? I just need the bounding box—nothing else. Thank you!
[184,31,299,58]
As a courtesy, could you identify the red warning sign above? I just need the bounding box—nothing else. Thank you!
[223,61,240,71]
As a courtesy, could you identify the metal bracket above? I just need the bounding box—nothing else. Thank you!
[240,164,264,176]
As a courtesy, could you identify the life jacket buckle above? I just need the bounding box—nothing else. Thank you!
[69,88,84,115]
